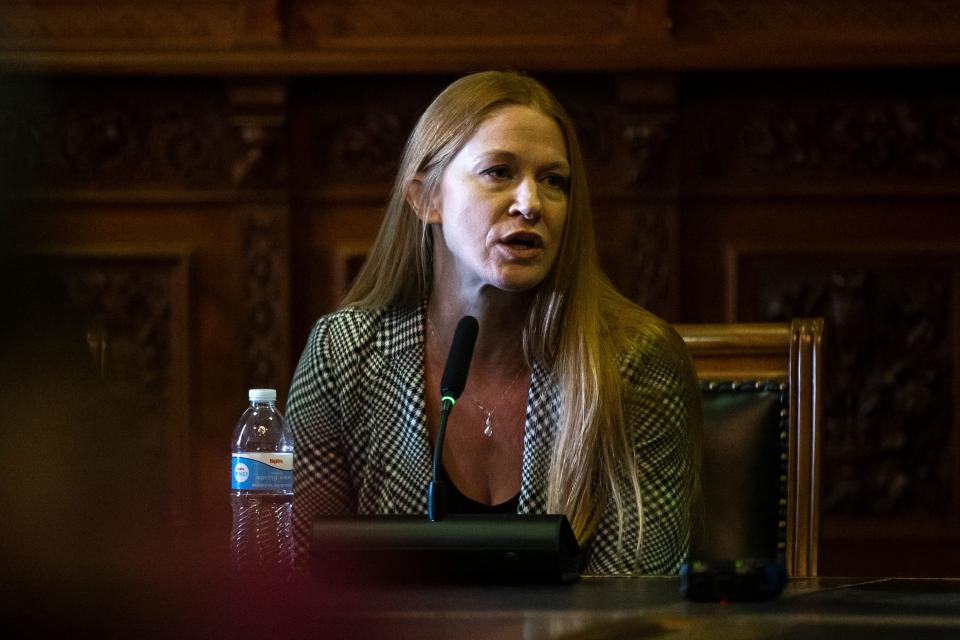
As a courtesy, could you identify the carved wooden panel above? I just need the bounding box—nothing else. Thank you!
[681,72,960,196]
[4,0,960,73]
[737,253,957,521]
[43,248,191,527]
[242,206,289,394]
[554,75,680,197]
[596,201,677,319]
[0,1,260,50]
[0,77,232,194]
[289,75,437,199]
[671,0,960,43]
[286,0,669,48]
[228,79,288,192]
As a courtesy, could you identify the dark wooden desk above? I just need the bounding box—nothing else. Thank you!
[300,577,960,639]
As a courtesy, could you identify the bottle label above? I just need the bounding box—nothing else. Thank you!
[231,452,293,491]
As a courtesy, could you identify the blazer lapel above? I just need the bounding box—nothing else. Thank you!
[371,303,432,514]
[518,360,560,514]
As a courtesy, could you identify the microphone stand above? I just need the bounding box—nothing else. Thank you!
[427,395,453,522]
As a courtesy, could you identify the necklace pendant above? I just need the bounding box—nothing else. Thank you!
[483,413,493,437]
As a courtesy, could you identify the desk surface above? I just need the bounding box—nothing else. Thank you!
[297,576,960,640]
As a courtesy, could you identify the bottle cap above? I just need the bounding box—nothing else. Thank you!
[248,388,277,402]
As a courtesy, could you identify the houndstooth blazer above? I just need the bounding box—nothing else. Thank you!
[285,302,695,576]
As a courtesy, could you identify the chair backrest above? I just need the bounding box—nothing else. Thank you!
[674,319,824,578]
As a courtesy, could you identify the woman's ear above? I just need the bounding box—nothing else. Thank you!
[405,175,441,224]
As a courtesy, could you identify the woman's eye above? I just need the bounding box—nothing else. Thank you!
[544,174,569,190]
[482,166,511,180]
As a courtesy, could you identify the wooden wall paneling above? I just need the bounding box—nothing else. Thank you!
[0,1,280,50]
[747,247,959,576]
[680,201,960,576]
[676,59,960,578]
[287,75,443,347]
[4,71,295,553]
[284,0,671,51]
[240,205,290,395]
[288,75,444,201]
[227,78,291,399]
[680,70,960,199]
[5,0,960,73]
[595,199,678,319]
[560,73,681,319]
[0,75,234,200]
[670,0,960,48]
[291,201,386,344]
[34,245,193,538]
[26,203,254,537]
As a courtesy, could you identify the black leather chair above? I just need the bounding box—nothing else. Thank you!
[697,380,787,565]
[676,319,823,577]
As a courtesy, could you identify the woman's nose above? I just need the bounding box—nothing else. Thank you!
[509,176,541,220]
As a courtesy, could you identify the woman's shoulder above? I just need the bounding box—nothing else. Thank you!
[307,303,420,359]
[614,308,691,394]
[310,306,386,343]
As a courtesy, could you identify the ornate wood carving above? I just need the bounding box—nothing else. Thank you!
[672,0,960,38]
[228,80,288,191]
[0,1,248,49]
[1,78,231,193]
[286,0,658,48]
[598,204,676,319]
[307,105,406,185]
[242,208,288,392]
[46,249,191,526]
[289,77,435,198]
[557,76,679,316]
[550,75,679,196]
[627,206,675,317]
[684,79,960,193]
[4,0,960,72]
[741,255,956,519]
[565,103,679,196]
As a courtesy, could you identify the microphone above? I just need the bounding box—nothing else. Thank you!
[439,315,478,409]
[429,316,478,522]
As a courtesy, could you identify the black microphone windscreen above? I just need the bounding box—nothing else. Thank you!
[439,315,478,400]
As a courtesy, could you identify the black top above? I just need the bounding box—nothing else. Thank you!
[441,465,520,514]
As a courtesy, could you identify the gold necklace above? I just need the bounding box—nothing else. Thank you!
[426,314,527,438]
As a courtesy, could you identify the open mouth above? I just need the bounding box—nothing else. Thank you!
[500,232,543,249]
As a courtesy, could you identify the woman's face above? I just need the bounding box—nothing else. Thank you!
[427,105,570,295]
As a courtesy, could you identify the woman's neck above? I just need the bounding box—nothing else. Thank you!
[426,288,531,374]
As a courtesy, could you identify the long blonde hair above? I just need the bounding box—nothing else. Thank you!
[343,71,700,564]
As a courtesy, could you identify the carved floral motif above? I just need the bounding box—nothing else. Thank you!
[686,93,960,186]
[51,255,187,522]
[288,0,629,42]
[0,79,230,190]
[672,0,960,36]
[751,260,954,517]
[299,104,408,190]
[243,210,284,389]
[0,2,243,48]
[60,262,173,396]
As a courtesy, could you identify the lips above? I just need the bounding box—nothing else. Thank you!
[497,230,544,259]
[499,231,543,249]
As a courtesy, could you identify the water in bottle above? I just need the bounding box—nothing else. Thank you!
[230,388,294,574]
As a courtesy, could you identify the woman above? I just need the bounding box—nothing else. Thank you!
[286,71,702,575]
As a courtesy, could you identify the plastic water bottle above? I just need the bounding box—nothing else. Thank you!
[230,388,294,574]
